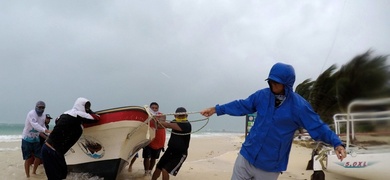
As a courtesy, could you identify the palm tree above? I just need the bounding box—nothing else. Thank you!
[309,65,338,122]
[295,51,390,124]
[334,51,390,111]
[295,78,314,100]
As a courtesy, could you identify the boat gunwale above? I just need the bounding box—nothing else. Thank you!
[96,106,148,115]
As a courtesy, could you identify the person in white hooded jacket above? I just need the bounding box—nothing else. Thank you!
[22,101,51,178]
[41,97,100,180]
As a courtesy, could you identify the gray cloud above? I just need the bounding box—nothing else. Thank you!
[1,0,389,132]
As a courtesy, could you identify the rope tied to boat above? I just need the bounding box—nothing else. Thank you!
[152,111,210,136]
[126,105,156,140]
[315,148,330,170]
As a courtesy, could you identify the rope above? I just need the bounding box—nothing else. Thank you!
[127,106,154,140]
[167,117,209,136]
[151,111,210,135]
[158,111,202,116]
[315,148,329,170]
[320,0,347,73]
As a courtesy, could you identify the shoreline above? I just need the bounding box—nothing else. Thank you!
[1,134,360,180]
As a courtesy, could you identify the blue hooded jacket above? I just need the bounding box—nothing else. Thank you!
[215,62,342,172]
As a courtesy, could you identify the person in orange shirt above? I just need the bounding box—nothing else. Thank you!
[142,102,166,176]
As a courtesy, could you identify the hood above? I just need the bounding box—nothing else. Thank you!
[72,97,89,112]
[267,62,295,91]
[64,97,93,119]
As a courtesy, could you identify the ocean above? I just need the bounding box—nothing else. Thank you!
[0,123,24,143]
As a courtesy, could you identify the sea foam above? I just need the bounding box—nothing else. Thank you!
[0,135,21,143]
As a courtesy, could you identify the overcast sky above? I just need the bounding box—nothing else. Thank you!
[1,0,390,132]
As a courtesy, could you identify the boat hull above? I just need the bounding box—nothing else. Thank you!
[323,146,390,180]
[310,98,390,180]
[65,106,156,179]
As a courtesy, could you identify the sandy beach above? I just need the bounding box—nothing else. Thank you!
[1,134,360,180]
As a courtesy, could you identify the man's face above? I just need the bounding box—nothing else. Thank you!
[174,114,188,120]
[36,106,45,111]
[268,80,284,95]
[84,101,91,112]
[150,105,159,112]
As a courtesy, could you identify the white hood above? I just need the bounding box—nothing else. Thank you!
[64,97,93,119]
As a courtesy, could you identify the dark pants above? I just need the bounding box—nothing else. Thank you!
[142,146,163,159]
[156,148,187,176]
[41,144,67,180]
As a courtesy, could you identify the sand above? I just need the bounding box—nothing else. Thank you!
[1,134,360,180]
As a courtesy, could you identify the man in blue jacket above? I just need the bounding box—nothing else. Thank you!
[200,62,346,180]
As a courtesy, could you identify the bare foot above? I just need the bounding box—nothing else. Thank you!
[128,166,132,172]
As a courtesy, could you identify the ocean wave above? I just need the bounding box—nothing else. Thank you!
[0,135,22,142]
[0,147,19,152]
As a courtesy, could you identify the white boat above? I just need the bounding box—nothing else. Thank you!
[309,98,390,180]
[65,106,156,179]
